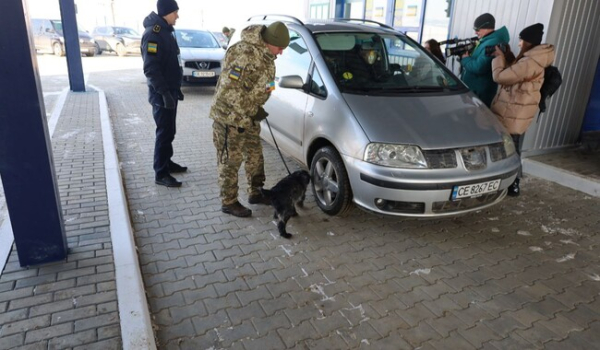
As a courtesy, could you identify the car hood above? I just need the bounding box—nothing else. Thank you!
[179,47,225,60]
[343,92,507,150]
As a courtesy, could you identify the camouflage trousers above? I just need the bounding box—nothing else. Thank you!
[212,120,265,205]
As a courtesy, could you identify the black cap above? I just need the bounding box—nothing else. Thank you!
[473,13,495,30]
[157,0,179,17]
[520,23,544,45]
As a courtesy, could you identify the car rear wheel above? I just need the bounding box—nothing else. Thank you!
[94,43,103,55]
[52,42,64,57]
[310,146,352,215]
[115,43,126,57]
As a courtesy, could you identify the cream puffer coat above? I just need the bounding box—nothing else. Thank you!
[490,44,555,135]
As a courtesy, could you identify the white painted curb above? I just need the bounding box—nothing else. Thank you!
[93,85,157,350]
[523,158,600,197]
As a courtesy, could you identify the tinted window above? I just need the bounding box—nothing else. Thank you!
[274,30,311,80]
[310,67,327,98]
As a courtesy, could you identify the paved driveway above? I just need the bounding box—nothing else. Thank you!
[88,56,600,349]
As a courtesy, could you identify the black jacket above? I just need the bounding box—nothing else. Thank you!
[141,12,182,100]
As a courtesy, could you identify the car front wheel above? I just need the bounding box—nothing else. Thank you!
[115,43,126,57]
[310,146,352,215]
[52,42,64,57]
[94,43,103,55]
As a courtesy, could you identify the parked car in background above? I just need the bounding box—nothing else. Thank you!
[31,18,95,57]
[232,16,521,217]
[91,26,141,56]
[175,29,226,84]
[211,31,229,48]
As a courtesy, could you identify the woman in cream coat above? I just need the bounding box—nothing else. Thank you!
[490,23,555,196]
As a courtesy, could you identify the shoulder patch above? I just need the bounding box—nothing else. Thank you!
[228,66,243,81]
[153,25,161,33]
[147,42,158,54]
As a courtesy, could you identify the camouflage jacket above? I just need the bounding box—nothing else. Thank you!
[209,25,276,129]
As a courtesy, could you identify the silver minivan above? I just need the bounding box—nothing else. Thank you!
[239,17,520,217]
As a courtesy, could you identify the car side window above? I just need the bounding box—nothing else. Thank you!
[275,30,311,82]
[309,67,327,98]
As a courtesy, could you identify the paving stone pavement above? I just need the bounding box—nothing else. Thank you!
[0,87,121,348]
[100,64,600,349]
[1,55,599,350]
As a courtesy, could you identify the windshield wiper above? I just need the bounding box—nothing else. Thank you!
[372,86,446,93]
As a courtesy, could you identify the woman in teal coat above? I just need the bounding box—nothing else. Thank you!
[460,13,510,107]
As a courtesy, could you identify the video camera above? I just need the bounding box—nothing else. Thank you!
[440,36,479,57]
[484,43,509,56]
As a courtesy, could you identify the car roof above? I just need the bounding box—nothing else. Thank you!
[246,16,399,36]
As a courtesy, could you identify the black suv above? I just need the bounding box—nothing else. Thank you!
[91,26,141,56]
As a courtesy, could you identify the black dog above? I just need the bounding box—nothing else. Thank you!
[261,170,311,239]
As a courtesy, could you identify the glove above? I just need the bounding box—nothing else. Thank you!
[161,91,176,109]
[251,106,269,121]
[177,89,184,101]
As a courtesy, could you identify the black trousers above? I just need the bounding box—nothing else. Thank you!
[512,134,523,178]
[153,104,177,178]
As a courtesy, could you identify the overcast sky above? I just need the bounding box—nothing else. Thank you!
[26,0,307,32]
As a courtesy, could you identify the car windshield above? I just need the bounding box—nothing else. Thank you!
[315,32,461,94]
[114,27,139,36]
[176,30,220,49]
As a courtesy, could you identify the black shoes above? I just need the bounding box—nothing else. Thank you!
[222,201,252,217]
[155,174,182,188]
[169,162,188,173]
[248,193,272,205]
[507,178,520,197]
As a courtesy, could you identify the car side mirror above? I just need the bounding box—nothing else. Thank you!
[278,75,304,89]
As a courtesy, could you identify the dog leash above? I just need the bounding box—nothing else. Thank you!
[265,118,292,176]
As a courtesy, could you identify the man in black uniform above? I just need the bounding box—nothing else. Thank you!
[141,0,187,187]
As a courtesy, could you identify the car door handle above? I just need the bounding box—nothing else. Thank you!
[307,111,314,118]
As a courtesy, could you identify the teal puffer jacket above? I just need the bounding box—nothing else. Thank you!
[460,26,510,107]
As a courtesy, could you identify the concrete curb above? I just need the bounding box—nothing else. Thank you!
[523,158,600,197]
[92,85,157,349]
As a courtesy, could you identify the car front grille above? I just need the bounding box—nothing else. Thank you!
[422,150,457,169]
[184,61,220,70]
[424,142,509,170]
[432,191,504,213]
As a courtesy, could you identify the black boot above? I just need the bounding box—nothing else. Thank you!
[507,178,520,197]
[222,201,252,217]
[155,174,182,188]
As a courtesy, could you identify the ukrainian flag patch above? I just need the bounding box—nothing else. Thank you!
[266,81,275,92]
[229,66,242,80]
[147,42,158,54]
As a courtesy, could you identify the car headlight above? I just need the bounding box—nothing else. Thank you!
[502,133,516,157]
[364,143,427,168]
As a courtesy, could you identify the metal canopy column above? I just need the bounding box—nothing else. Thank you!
[0,0,67,266]
[59,0,85,92]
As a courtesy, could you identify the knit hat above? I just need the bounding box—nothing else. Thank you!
[157,0,178,16]
[473,13,495,30]
[261,21,290,48]
[222,27,230,33]
[519,23,544,45]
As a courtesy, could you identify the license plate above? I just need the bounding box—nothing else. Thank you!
[192,71,215,78]
[451,179,501,200]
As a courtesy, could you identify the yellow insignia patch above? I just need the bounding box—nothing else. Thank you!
[148,42,158,54]
[153,25,161,33]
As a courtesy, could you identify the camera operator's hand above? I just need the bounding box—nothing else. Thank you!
[160,91,176,109]
[492,45,504,57]
[461,52,470,59]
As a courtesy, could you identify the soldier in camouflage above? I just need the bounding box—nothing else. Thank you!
[210,21,290,217]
